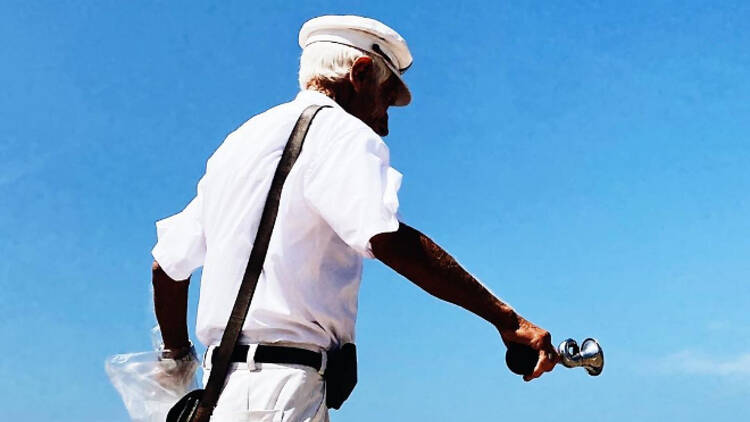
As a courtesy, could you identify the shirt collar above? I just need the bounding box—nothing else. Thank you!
[295,90,342,109]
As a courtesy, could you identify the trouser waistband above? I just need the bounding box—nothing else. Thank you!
[206,344,327,374]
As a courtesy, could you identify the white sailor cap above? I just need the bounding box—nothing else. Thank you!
[299,15,413,106]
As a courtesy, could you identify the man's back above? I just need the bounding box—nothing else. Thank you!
[152,90,403,350]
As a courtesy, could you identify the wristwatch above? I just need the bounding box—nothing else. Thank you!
[159,342,195,361]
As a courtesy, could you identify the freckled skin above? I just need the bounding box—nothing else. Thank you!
[370,223,559,381]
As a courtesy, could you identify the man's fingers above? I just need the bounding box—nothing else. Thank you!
[522,351,544,382]
[523,349,557,382]
[543,342,560,364]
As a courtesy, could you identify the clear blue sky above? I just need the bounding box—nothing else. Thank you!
[1,1,749,420]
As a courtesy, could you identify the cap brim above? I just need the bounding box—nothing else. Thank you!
[383,60,411,106]
[393,72,411,106]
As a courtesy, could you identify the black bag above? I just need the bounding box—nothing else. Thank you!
[166,389,204,422]
[324,343,358,410]
[166,105,332,422]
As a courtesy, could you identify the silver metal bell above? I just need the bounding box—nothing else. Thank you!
[557,338,604,376]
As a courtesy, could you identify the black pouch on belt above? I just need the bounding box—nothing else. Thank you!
[324,343,357,409]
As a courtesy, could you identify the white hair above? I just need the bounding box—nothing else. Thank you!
[298,42,391,91]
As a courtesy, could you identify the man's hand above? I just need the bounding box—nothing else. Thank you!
[499,317,559,381]
[155,345,199,391]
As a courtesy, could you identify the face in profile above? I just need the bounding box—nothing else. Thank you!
[346,58,400,137]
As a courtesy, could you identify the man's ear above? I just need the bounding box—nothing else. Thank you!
[349,56,373,93]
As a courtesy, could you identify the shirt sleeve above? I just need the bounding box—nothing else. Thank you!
[303,128,402,258]
[151,190,207,280]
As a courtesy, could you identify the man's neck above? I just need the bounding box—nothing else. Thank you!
[306,82,354,111]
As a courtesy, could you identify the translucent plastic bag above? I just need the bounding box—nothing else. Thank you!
[106,326,200,422]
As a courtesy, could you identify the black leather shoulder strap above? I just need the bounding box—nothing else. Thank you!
[198,104,330,414]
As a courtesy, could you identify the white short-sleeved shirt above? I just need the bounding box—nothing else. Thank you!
[152,90,402,350]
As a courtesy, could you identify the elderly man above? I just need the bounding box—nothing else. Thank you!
[152,15,557,421]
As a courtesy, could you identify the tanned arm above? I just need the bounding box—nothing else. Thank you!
[370,222,558,381]
[152,261,191,350]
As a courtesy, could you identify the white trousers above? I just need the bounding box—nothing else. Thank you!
[202,351,329,422]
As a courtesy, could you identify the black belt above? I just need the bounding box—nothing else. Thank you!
[212,344,323,372]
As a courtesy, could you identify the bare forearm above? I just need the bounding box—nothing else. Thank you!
[371,223,520,333]
[152,261,191,349]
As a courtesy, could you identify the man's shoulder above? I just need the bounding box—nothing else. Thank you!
[222,100,307,145]
[318,107,372,136]
[228,97,367,140]
[234,93,379,143]
[310,107,387,155]
[202,101,298,171]
[236,99,299,133]
[208,97,386,169]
